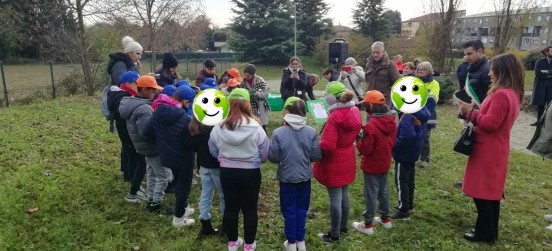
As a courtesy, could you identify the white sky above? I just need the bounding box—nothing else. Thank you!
[204,0,552,28]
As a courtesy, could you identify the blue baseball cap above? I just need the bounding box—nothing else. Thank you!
[203,78,217,87]
[176,85,196,102]
[120,71,140,84]
[161,85,177,97]
[176,80,190,87]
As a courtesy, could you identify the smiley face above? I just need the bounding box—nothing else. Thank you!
[193,89,229,126]
[391,76,428,114]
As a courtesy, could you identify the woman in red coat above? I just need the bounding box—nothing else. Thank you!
[313,82,362,243]
[457,53,525,242]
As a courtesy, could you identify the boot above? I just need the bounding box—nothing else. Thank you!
[199,219,218,237]
[218,223,225,236]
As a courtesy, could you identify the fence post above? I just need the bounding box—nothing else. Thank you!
[50,61,56,99]
[0,61,8,107]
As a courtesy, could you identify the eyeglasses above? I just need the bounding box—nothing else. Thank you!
[416,69,428,72]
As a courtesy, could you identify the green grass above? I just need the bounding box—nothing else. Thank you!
[1,95,552,250]
[525,70,535,92]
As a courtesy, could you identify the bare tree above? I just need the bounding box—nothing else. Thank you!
[119,0,202,71]
[428,0,462,73]
[492,0,537,55]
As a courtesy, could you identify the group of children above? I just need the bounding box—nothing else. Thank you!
[105,60,439,251]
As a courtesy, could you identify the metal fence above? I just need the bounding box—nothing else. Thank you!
[0,56,237,108]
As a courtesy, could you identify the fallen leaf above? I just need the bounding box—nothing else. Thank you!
[132,246,140,251]
[26,207,39,213]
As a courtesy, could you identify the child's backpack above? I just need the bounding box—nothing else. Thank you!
[101,85,121,132]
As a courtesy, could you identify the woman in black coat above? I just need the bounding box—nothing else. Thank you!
[280,56,308,101]
[530,46,552,124]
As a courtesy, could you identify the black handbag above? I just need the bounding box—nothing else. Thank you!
[454,109,477,156]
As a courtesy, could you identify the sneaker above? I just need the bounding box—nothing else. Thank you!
[297,240,306,251]
[374,216,393,229]
[172,216,195,227]
[352,221,374,235]
[419,161,429,168]
[317,231,339,244]
[228,237,243,251]
[391,211,410,220]
[283,240,297,251]
[139,186,147,194]
[393,206,415,213]
[184,206,195,217]
[546,224,552,232]
[125,193,147,203]
[147,202,174,215]
[244,241,256,251]
[544,214,552,222]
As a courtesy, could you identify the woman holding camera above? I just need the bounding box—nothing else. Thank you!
[281,57,308,102]
[337,57,365,103]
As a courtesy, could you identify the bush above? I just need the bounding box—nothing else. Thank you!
[435,75,455,104]
[313,36,329,66]
[345,34,373,66]
[524,52,542,70]
[58,70,85,95]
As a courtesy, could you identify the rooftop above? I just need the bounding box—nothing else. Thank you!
[403,10,465,23]
[457,6,552,19]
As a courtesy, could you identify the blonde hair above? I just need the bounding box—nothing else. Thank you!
[289,56,302,68]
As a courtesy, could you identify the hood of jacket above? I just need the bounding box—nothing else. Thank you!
[153,103,186,126]
[119,96,151,120]
[369,111,397,136]
[284,114,307,130]
[412,106,430,123]
[331,104,362,131]
[107,52,134,74]
[219,118,261,146]
[152,94,181,110]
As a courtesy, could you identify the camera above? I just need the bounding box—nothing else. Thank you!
[292,68,298,74]
[341,66,352,72]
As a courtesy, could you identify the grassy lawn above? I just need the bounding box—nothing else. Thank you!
[1,95,551,250]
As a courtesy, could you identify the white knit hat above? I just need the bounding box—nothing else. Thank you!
[122,36,143,53]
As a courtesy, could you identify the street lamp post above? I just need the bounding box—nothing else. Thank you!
[294,1,297,57]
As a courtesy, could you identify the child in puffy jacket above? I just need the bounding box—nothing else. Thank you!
[391,106,430,220]
[352,90,397,235]
[269,97,322,251]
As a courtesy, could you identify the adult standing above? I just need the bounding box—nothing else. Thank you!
[393,55,404,75]
[281,57,308,102]
[241,64,270,132]
[195,59,219,86]
[108,36,142,85]
[457,55,470,90]
[364,42,401,108]
[453,40,491,189]
[463,40,491,105]
[530,46,552,125]
[335,57,365,103]
[457,53,524,243]
[155,53,180,87]
[107,36,143,182]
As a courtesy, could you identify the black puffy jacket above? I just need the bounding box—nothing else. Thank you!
[467,57,491,103]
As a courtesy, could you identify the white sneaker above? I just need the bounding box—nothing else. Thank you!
[374,216,393,229]
[352,221,374,235]
[172,216,195,227]
[297,240,306,251]
[228,237,243,251]
[284,240,297,251]
[544,214,552,222]
[545,224,552,232]
[244,241,256,251]
[184,206,195,217]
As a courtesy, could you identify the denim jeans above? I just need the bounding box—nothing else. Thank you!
[327,185,350,238]
[199,166,225,220]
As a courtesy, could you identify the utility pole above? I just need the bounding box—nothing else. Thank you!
[294,1,297,57]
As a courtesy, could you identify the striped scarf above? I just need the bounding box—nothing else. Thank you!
[465,72,481,106]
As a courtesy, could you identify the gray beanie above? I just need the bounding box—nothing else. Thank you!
[122,36,143,53]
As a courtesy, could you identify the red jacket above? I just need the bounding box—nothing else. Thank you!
[313,104,362,188]
[356,112,397,175]
[462,88,520,200]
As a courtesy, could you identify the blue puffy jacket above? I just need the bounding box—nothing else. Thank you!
[151,104,194,171]
[392,107,430,163]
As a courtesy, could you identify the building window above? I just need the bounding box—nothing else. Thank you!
[532,39,538,45]
[485,19,488,23]
[534,26,542,37]
[481,27,489,36]
[489,38,494,43]
[538,16,542,22]
[482,37,488,43]
[480,19,482,24]
[523,38,530,45]
[547,16,550,21]
[544,40,548,45]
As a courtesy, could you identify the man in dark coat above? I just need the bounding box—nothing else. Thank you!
[530,46,552,125]
[364,41,401,108]
[463,40,491,105]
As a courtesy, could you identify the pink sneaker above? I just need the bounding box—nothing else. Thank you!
[228,237,243,251]
[244,241,257,251]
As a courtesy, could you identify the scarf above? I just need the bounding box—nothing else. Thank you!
[120,84,137,96]
[418,74,433,83]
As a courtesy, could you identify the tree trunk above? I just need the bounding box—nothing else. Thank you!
[76,0,94,96]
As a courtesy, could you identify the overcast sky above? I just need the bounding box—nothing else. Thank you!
[204,0,551,28]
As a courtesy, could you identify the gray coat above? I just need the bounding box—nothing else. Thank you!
[528,102,552,158]
[530,57,552,106]
[119,96,157,156]
[268,123,322,183]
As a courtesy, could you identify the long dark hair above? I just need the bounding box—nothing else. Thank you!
[488,53,524,104]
